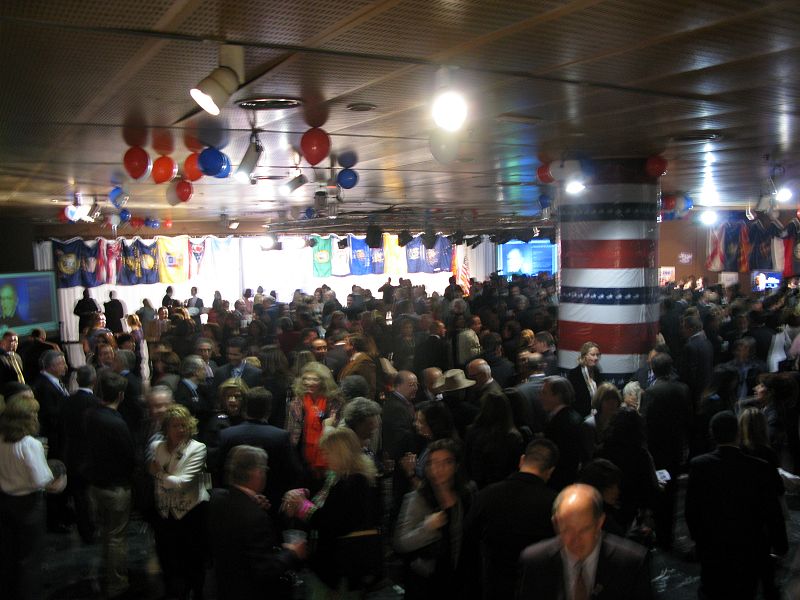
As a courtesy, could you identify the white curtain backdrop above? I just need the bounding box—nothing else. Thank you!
[34,234,497,367]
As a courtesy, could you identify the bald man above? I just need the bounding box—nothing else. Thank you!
[519,484,652,599]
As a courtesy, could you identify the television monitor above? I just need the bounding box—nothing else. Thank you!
[497,240,557,276]
[751,271,782,292]
[0,271,59,336]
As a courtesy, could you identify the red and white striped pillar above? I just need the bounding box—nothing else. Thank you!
[557,159,660,386]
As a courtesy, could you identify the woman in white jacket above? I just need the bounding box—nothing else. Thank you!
[149,404,210,599]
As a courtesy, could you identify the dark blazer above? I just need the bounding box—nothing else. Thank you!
[213,362,262,390]
[120,370,144,437]
[483,354,515,389]
[381,391,416,460]
[641,378,692,472]
[62,389,100,474]
[519,534,652,600]
[677,331,714,405]
[207,487,298,600]
[175,379,216,442]
[103,299,125,333]
[324,345,348,379]
[32,374,69,460]
[216,420,301,514]
[464,472,556,600]
[513,377,548,435]
[413,334,452,376]
[544,406,586,492]
[566,365,603,418]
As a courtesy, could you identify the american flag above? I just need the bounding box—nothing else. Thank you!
[453,245,471,294]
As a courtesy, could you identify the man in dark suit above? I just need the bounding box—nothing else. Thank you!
[176,354,216,445]
[213,337,262,391]
[0,330,25,388]
[513,352,549,435]
[208,445,305,600]
[382,370,418,461]
[541,376,586,492]
[103,291,126,334]
[216,387,301,514]
[19,328,59,385]
[677,315,714,409]
[413,320,451,377]
[641,352,692,550]
[194,337,218,384]
[466,358,503,408]
[62,365,101,543]
[479,332,515,388]
[685,411,787,599]
[533,331,559,377]
[464,439,559,600]
[73,288,100,335]
[185,286,204,328]
[519,484,652,600]
[113,349,144,438]
[324,330,350,380]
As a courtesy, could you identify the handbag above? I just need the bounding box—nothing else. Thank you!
[335,528,384,587]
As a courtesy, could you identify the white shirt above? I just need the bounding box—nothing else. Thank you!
[150,438,209,519]
[0,435,53,495]
[562,537,602,599]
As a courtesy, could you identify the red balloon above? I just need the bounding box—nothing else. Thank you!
[646,155,668,178]
[184,153,203,181]
[300,127,331,166]
[662,194,677,211]
[183,129,204,153]
[152,129,175,155]
[152,156,177,184]
[177,180,193,202]
[163,219,173,229]
[57,209,69,223]
[123,146,151,180]
[537,163,555,184]
[130,216,145,228]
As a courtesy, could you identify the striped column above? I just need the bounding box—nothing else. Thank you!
[557,159,660,386]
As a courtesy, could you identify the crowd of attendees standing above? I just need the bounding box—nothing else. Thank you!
[0,273,799,599]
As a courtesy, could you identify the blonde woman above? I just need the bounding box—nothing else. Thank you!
[566,341,603,418]
[282,428,380,598]
[149,404,209,599]
[286,362,342,477]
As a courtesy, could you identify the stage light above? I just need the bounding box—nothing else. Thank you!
[261,234,277,250]
[699,210,718,226]
[565,180,585,194]
[777,186,793,203]
[190,46,244,115]
[432,67,467,132]
[279,174,308,196]
[234,132,263,183]
[398,230,413,247]
[366,225,383,248]
[338,237,349,250]
[228,221,240,230]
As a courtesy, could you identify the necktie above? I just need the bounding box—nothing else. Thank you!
[58,381,69,396]
[574,561,589,600]
[10,354,24,384]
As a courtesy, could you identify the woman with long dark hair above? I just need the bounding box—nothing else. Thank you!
[463,391,523,489]
[395,438,475,599]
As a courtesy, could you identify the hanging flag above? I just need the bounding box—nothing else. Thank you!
[371,244,385,275]
[706,223,724,272]
[747,219,783,271]
[383,233,407,276]
[421,235,452,273]
[349,235,372,276]
[80,241,102,288]
[720,222,743,273]
[52,239,84,288]
[405,236,424,273]
[331,237,351,276]
[738,222,751,272]
[312,236,332,277]
[157,235,190,283]
[104,239,121,285]
[783,218,800,277]
[118,239,159,285]
[456,246,471,294]
[188,239,206,278]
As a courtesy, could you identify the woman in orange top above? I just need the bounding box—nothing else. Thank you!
[287,362,343,479]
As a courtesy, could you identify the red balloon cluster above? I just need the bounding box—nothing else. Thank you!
[130,216,145,228]
[123,146,152,180]
[537,163,555,184]
[301,127,331,166]
[152,156,177,184]
[163,219,173,229]
[184,153,203,181]
[646,155,668,178]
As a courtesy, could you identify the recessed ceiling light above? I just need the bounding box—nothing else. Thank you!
[495,113,543,125]
[235,97,303,110]
[346,102,377,112]
[670,131,724,143]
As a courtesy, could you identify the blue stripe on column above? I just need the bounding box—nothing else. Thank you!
[560,286,661,305]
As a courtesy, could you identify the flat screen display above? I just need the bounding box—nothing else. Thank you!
[497,240,557,276]
[0,271,59,336]
[751,271,782,292]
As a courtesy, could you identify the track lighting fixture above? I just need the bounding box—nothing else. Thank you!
[279,173,309,196]
[190,45,245,115]
[235,131,263,183]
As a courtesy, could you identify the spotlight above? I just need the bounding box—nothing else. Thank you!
[228,221,240,230]
[451,229,465,245]
[190,45,244,116]
[777,187,793,203]
[699,210,718,226]
[565,180,585,194]
[307,237,318,248]
[338,237,349,250]
[234,132,263,183]
[366,225,383,248]
[261,234,277,250]
[398,230,413,247]
[466,236,483,249]
[432,67,467,132]
[279,173,309,196]
[422,231,438,248]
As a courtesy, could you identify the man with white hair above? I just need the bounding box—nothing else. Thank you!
[519,484,651,599]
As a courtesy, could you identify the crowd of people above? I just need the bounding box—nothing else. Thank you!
[0,272,799,599]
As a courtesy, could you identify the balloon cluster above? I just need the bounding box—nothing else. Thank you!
[535,155,669,184]
[660,193,693,221]
[336,150,359,190]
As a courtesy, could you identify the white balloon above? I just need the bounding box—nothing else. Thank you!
[429,129,460,164]
[108,214,121,227]
[551,160,582,181]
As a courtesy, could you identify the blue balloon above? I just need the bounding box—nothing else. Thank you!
[304,207,316,219]
[337,168,359,189]
[149,218,160,229]
[119,208,131,222]
[214,154,231,179]
[683,194,693,210]
[538,194,551,209]
[199,147,224,176]
[338,150,358,169]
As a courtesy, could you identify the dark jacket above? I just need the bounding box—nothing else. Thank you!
[677,331,714,405]
[519,534,652,600]
[463,472,556,600]
[212,362,262,391]
[207,487,298,600]
[62,389,100,475]
[413,334,452,376]
[641,378,692,472]
[544,406,586,491]
[566,365,603,418]
[85,405,135,488]
[32,373,69,460]
[382,391,416,460]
